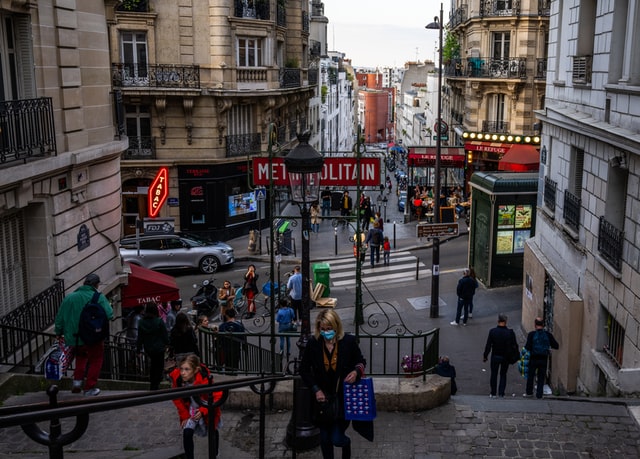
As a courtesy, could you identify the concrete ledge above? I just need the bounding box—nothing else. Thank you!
[0,373,451,413]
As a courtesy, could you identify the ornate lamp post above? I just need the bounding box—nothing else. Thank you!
[426,3,444,318]
[284,131,324,451]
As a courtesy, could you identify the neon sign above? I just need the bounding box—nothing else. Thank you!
[148,167,169,218]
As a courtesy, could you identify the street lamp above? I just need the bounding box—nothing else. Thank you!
[426,3,443,318]
[284,131,324,451]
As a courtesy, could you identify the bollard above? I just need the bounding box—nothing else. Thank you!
[416,257,420,280]
[334,226,338,256]
[393,221,397,249]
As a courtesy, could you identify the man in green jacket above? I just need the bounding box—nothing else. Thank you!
[54,273,113,396]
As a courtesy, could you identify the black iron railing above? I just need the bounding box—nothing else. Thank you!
[538,0,551,16]
[449,5,467,28]
[598,216,624,271]
[482,120,509,133]
[234,0,270,20]
[225,133,262,157]
[0,279,64,331]
[543,176,557,212]
[480,0,521,17]
[447,57,527,79]
[0,97,57,166]
[112,63,200,89]
[280,68,301,88]
[121,136,156,160]
[563,190,581,233]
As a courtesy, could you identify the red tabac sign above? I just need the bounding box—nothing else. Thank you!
[148,167,169,218]
[252,157,381,186]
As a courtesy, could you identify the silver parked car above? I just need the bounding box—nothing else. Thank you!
[119,233,234,274]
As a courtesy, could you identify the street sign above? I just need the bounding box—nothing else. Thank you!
[432,135,449,141]
[255,187,267,200]
[416,222,459,238]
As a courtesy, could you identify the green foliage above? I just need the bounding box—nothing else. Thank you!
[442,30,460,63]
[321,85,328,103]
[285,57,299,68]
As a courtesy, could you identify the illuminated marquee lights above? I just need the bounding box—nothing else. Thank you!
[148,167,169,218]
[461,131,541,145]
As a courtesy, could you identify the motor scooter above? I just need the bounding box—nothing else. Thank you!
[190,278,218,317]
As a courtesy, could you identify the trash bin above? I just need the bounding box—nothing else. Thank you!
[278,220,293,255]
[312,263,330,297]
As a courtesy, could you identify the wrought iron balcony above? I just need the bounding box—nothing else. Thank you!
[480,0,521,17]
[572,55,592,85]
[449,5,467,28]
[563,190,581,233]
[226,133,262,158]
[482,120,509,133]
[0,97,57,166]
[535,58,547,80]
[543,176,557,212]
[122,136,156,160]
[446,57,527,79]
[234,0,270,20]
[112,63,200,89]
[538,0,551,16]
[598,216,624,271]
[280,68,301,89]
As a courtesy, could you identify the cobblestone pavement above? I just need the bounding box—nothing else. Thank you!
[1,392,639,458]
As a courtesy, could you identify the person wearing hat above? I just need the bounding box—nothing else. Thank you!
[54,273,113,396]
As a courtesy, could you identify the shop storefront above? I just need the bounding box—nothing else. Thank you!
[406,146,465,190]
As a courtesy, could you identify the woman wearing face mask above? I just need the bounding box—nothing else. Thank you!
[300,309,367,459]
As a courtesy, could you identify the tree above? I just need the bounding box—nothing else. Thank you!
[442,30,460,64]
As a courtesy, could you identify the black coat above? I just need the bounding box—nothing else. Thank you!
[483,325,517,360]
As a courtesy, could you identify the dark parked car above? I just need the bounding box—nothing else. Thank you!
[119,233,234,274]
[398,191,407,212]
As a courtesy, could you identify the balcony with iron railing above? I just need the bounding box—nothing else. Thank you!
[563,189,581,233]
[538,0,551,16]
[482,120,509,133]
[543,176,557,212]
[598,216,624,271]
[446,57,527,79]
[233,0,270,20]
[572,55,592,85]
[280,68,301,89]
[448,4,467,28]
[0,97,57,167]
[112,63,200,89]
[121,136,156,160]
[480,0,521,17]
[225,133,262,158]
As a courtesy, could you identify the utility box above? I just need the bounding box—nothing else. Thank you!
[312,263,331,297]
[277,220,293,255]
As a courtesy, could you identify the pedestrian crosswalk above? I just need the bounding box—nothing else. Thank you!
[319,251,431,288]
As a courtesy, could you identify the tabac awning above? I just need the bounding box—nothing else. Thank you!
[407,147,465,167]
[498,144,540,172]
[121,263,180,309]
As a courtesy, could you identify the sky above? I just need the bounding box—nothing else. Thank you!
[321,1,451,68]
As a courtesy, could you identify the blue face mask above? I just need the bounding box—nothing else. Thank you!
[320,330,336,340]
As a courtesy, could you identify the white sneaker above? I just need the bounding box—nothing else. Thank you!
[84,387,100,396]
[450,321,459,326]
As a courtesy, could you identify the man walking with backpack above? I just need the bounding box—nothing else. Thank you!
[55,273,113,396]
[364,221,383,268]
[523,317,559,399]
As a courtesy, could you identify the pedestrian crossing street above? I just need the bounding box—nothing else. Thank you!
[319,251,431,288]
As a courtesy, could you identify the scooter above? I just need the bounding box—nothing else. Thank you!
[190,278,218,317]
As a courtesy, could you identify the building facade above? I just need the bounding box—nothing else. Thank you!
[0,1,126,315]
[525,1,640,396]
[110,0,316,241]
[447,0,549,193]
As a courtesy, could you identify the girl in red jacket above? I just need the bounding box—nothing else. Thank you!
[169,354,221,459]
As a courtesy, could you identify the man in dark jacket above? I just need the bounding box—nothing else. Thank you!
[524,317,559,399]
[339,191,352,226]
[451,268,477,325]
[483,314,518,398]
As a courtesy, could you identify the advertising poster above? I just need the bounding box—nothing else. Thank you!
[515,205,532,229]
[498,205,515,229]
[496,230,514,254]
[228,192,257,217]
[513,230,531,253]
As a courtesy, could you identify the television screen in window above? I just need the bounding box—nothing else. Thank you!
[228,192,257,217]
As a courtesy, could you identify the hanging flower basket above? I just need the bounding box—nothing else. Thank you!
[401,354,423,377]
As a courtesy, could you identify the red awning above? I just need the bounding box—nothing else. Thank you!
[121,263,180,309]
[464,141,511,155]
[407,147,465,167]
[498,144,540,172]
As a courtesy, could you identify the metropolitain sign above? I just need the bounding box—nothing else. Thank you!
[252,157,381,186]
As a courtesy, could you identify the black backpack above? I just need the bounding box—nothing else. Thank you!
[77,291,109,345]
[371,229,382,246]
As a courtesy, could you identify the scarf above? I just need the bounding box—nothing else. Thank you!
[323,340,338,372]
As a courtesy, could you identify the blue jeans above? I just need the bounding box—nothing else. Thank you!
[322,201,331,217]
[369,245,380,266]
[455,298,470,324]
[490,355,510,397]
[526,356,548,398]
[383,250,390,265]
[319,420,351,459]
